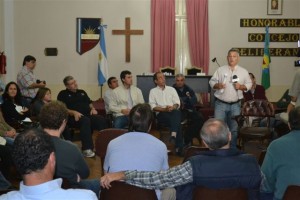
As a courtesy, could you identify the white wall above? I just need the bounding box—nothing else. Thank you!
[2,0,300,101]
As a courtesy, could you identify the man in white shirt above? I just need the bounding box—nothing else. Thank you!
[109,70,144,128]
[149,72,183,155]
[103,77,119,114]
[209,48,252,148]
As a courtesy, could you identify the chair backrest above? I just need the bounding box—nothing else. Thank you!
[193,187,248,200]
[186,67,203,75]
[100,181,158,200]
[95,128,128,173]
[92,98,106,117]
[182,146,209,163]
[283,185,300,200]
[160,66,176,75]
[242,100,275,117]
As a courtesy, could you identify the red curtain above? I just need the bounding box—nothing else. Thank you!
[151,0,175,72]
[186,0,209,74]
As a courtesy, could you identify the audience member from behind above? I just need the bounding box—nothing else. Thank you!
[243,73,268,102]
[17,55,46,106]
[57,76,106,158]
[103,76,119,114]
[261,106,300,200]
[1,82,30,125]
[103,103,175,200]
[31,87,52,117]
[39,101,100,196]
[101,119,261,200]
[109,70,144,128]
[0,128,97,200]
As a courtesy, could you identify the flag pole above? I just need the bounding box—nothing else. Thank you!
[100,18,103,98]
[98,19,108,98]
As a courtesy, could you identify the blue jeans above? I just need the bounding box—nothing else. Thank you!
[214,100,241,148]
[78,179,101,197]
[113,115,129,129]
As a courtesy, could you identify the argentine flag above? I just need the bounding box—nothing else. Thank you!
[98,25,108,86]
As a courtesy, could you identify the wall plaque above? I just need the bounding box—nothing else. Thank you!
[240,19,300,27]
[234,48,298,56]
[248,33,299,42]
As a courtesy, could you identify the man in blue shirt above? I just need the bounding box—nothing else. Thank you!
[0,128,97,200]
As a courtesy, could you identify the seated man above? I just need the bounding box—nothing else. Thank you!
[103,76,119,114]
[101,119,262,200]
[243,73,268,102]
[57,76,106,157]
[261,106,300,200]
[109,70,144,128]
[104,103,175,200]
[149,72,183,155]
[173,74,204,146]
[2,128,97,200]
[39,101,100,196]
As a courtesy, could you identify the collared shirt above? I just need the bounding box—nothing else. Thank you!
[289,69,300,106]
[109,85,144,117]
[149,85,181,111]
[0,178,97,200]
[125,161,193,189]
[17,66,38,98]
[209,65,252,103]
[57,89,92,116]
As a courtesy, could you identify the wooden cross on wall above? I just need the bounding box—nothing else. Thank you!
[112,17,144,62]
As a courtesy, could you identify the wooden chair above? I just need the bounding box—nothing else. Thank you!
[182,146,209,163]
[159,66,176,75]
[185,67,203,75]
[237,100,275,149]
[100,181,157,200]
[92,98,113,128]
[283,185,300,200]
[94,128,128,174]
[193,187,248,200]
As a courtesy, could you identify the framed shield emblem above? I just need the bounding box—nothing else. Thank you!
[76,18,101,55]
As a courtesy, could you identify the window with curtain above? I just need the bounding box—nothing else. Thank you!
[175,0,191,74]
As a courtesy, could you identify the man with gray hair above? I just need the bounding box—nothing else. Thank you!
[209,48,252,148]
[100,118,261,200]
[57,76,107,158]
[173,73,204,146]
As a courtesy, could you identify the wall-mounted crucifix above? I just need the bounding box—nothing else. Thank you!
[112,17,144,62]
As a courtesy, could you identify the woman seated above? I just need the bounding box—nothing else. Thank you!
[32,87,51,117]
[1,82,30,126]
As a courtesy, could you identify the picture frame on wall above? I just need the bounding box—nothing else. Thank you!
[267,0,283,15]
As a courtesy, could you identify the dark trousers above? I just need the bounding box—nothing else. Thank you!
[181,109,204,145]
[157,109,183,148]
[68,115,106,150]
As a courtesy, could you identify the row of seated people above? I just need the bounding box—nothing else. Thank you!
[2,102,300,200]
[104,70,205,156]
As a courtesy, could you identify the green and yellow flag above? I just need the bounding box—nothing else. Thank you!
[261,26,271,90]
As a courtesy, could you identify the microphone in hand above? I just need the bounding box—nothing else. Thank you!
[232,75,239,90]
